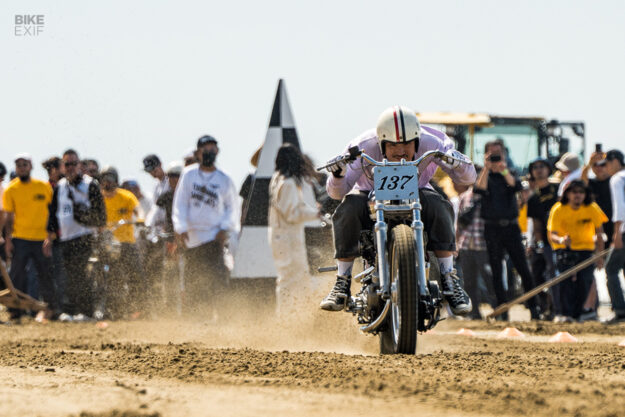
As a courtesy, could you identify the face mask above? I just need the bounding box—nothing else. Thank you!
[201,150,217,167]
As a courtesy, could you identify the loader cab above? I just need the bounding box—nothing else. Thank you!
[416,112,585,175]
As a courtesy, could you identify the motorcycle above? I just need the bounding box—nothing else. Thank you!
[318,147,470,354]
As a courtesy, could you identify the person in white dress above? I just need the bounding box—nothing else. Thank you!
[269,144,320,317]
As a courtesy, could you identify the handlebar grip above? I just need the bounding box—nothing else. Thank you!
[347,146,362,160]
[316,147,363,172]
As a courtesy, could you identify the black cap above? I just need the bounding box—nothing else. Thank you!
[197,135,218,149]
[0,162,6,177]
[606,149,624,166]
[142,154,161,172]
[42,156,61,171]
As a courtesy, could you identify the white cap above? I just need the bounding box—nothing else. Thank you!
[166,161,183,176]
[14,153,32,163]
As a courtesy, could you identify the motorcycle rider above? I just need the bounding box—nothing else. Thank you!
[320,106,476,315]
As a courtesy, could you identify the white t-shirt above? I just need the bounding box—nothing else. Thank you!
[172,165,240,248]
[610,169,625,233]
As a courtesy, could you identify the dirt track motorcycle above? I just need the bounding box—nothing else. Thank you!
[318,147,471,354]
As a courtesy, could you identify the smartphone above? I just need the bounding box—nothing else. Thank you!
[489,154,502,162]
[595,143,602,153]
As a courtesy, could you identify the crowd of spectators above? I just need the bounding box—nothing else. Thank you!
[1,134,625,325]
[456,143,625,323]
[0,135,240,323]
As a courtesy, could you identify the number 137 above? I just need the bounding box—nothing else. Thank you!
[379,175,413,190]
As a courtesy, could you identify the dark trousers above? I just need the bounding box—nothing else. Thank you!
[105,242,142,317]
[530,244,560,315]
[332,188,456,259]
[141,240,165,311]
[183,240,229,314]
[555,250,594,319]
[61,234,94,316]
[606,235,625,315]
[51,242,68,311]
[121,243,142,313]
[458,249,495,319]
[8,238,57,313]
[484,223,537,318]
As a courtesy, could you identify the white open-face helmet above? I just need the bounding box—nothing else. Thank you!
[376,105,421,152]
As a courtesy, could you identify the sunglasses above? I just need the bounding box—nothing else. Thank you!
[64,161,78,167]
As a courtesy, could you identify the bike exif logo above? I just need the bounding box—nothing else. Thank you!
[14,15,45,36]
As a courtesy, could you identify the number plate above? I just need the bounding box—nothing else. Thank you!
[373,165,418,200]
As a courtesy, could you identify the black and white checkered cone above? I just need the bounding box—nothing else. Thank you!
[232,79,318,279]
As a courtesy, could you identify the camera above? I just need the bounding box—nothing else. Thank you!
[489,154,502,162]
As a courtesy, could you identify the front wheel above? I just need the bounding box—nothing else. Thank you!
[379,224,418,354]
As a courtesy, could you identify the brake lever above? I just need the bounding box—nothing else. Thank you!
[316,146,363,172]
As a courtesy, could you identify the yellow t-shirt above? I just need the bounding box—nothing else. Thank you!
[2,178,53,241]
[518,203,528,234]
[104,188,139,243]
[547,202,608,251]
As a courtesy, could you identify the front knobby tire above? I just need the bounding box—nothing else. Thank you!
[379,224,418,354]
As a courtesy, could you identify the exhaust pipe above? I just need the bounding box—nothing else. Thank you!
[360,299,391,333]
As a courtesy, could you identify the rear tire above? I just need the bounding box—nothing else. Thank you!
[379,224,418,354]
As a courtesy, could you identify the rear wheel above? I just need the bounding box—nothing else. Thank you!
[379,224,418,354]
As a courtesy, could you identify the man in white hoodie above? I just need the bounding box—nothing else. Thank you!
[172,135,240,315]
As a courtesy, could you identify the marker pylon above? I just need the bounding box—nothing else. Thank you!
[456,328,476,337]
[549,331,578,343]
[497,327,525,339]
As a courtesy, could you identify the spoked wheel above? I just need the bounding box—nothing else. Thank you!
[380,224,418,354]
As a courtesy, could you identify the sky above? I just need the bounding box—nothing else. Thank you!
[2,0,624,197]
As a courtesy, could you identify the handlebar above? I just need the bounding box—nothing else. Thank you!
[316,146,471,172]
[316,146,363,172]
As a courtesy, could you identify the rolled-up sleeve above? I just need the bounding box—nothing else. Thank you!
[425,126,477,186]
[610,173,625,224]
[326,167,358,201]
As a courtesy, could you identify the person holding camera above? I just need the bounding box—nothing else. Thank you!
[474,140,539,320]
[48,149,106,321]
[582,146,614,246]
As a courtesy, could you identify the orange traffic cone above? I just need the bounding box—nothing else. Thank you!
[549,331,578,343]
[95,321,109,329]
[618,339,625,347]
[497,327,525,339]
[456,328,476,337]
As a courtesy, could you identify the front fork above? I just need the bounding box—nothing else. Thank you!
[374,203,390,299]
[374,200,430,300]
[411,201,430,298]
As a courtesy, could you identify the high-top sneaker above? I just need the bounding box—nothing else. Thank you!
[319,275,351,311]
[441,270,472,316]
